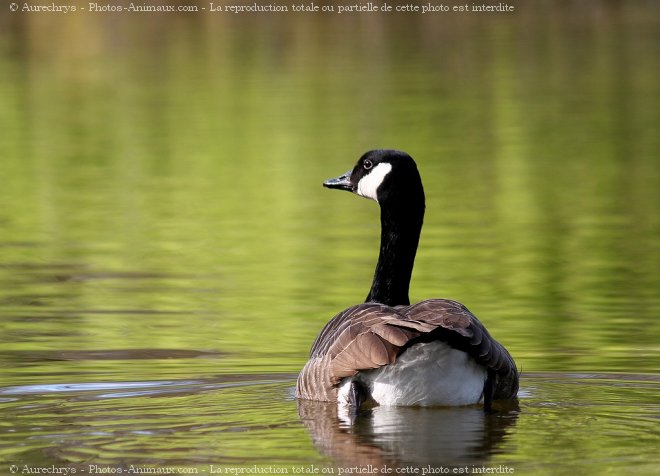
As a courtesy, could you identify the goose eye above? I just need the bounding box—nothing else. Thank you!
[363,159,373,170]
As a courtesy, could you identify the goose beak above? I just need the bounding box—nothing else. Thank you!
[323,170,353,192]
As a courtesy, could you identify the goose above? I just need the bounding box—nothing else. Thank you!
[296,150,519,411]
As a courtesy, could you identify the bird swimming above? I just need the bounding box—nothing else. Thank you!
[296,150,519,411]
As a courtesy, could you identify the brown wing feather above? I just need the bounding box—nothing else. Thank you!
[296,299,519,403]
[401,299,519,399]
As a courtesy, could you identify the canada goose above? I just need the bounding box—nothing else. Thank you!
[296,150,519,410]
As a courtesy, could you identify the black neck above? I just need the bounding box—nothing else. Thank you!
[365,205,424,306]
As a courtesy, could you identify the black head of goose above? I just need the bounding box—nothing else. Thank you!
[296,150,519,411]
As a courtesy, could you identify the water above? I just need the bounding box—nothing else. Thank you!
[1,1,659,474]
[2,372,659,474]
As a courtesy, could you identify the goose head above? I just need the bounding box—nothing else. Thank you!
[323,149,425,211]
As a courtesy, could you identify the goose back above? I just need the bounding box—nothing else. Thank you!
[296,299,519,404]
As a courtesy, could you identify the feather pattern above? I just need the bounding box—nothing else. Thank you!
[296,298,519,404]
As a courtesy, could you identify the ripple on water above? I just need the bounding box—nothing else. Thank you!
[0,372,658,473]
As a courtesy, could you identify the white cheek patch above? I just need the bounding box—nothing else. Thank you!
[357,162,392,202]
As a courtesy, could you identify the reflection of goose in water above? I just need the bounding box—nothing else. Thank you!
[297,398,520,468]
[297,150,518,411]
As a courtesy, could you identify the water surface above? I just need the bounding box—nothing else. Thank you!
[1,1,659,474]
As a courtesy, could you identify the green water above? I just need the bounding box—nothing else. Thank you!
[1,1,659,475]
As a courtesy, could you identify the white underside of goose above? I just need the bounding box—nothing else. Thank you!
[337,341,487,407]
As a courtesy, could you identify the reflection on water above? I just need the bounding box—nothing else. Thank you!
[0,368,658,474]
[298,399,520,468]
[1,0,659,474]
